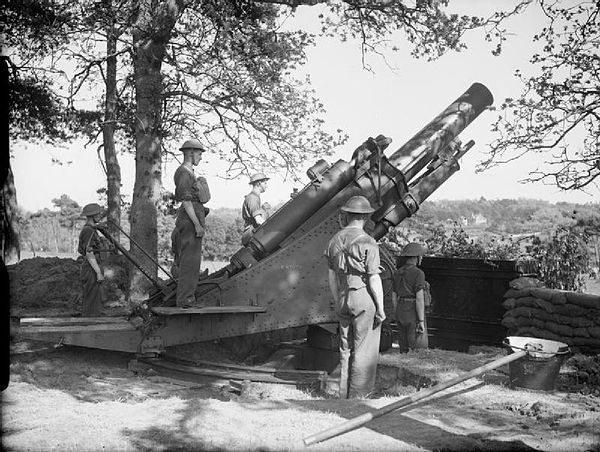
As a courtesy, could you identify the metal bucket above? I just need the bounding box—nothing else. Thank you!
[503,336,570,391]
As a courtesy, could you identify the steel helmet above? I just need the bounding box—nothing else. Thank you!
[179,139,205,152]
[249,173,270,184]
[401,242,426,257]
[340,195,375,214]
[81,203,104,218]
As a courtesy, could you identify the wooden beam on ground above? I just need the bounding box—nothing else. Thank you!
[136,358,326,387]
[19,317,128,326]
[151,306,266,316]
[17,318,143,353]
[162,354,327,381]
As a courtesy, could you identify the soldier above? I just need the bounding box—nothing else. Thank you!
[392,242,427,352]
[241,172,269,246]
[78,203,106,317]
[173,139,211,307]
[324,195,385,398]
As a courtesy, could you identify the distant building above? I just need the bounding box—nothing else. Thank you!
[471,213,488,226]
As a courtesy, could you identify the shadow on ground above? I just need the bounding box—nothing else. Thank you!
[294,382,540,452]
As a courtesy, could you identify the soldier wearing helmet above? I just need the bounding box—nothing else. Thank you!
[77,203,107,316]
[172,139,211,307]
[241,172,270,246]
[392,242,428,352]
[324,195,385,399]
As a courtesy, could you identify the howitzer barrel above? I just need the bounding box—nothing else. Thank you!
[248,159,354,256]
[371,141,474,240]
[388,82,493,182]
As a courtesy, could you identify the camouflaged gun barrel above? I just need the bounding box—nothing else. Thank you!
[229,82,493,270]
[371,141,475,240]
[387,82,493,182]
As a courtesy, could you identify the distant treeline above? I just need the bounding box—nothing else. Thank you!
[16,196,599,266]
[403,198,596,235]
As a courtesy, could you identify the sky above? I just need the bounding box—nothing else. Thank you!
[10,0,599,212]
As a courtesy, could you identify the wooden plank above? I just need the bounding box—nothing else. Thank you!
[17,327,142,353]
[19,323,136,334]
[151,306,266,316]
[19,317,130,326]
[139,358,324,386]
[162,354,327,380]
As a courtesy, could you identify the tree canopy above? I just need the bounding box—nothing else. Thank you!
[484,0,599,192]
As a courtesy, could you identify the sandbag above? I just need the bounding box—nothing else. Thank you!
[514,316,545,330]
[509,277,543,290]
[565,292,600,309]
[550,290,568,305]
[544,321,574,337]
[563,316,594,328]
[588,326,600,339]
[504,288,532,299]
[573,327,590,338]
[511,306,539,319]
[502,298,516,310]
[555,303,589,317]
[501,316,517,328]
[571,337,600,348]
[514,326,562,343]
[531,287,564,303]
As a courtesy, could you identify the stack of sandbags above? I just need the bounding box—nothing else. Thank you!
[502,277,600,354]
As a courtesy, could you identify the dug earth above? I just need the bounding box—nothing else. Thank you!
[4,257,600,451]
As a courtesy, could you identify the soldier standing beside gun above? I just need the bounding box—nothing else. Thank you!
[173,139,210,308]
[78,203,106,317]
[241,173,269,246]
[393,242,427,352]
[325,195,385,398]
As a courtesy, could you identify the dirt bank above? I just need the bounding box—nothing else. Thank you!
[8,256,130,317]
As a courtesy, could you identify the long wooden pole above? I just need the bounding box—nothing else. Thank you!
[303,350,527,446]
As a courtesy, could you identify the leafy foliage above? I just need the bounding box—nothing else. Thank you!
[525,226,590,290]
[423,223,522,260]
[484,0,600,191]
[388,198,598,291]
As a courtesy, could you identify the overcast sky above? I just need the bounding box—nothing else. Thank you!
[11,0,599,212]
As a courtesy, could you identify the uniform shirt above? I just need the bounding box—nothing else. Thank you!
[241,192,262,229]
[393,263,425,298]
[324,225,381,290]
[174,164,206,227]
[78,224,102,261]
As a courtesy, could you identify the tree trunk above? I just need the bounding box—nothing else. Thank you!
[103,8,122,242]
[1,57,20,264]
[129,2,181,299]
[1,167,21,264]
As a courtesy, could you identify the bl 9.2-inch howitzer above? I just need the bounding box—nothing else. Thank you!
[140,82,494,349]
[18,82,493,355]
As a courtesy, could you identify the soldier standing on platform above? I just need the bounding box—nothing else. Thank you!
[393,242,427,352]
[324,195,385,398]
[241,173,269,246]
[78,203,106,317]
[173,139,211,307]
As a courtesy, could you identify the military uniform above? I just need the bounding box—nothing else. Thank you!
[325,225,382,398]
[173,166,210,306]
[393,263,426,352]
[78,224,104,316]
[241,191,262,246]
